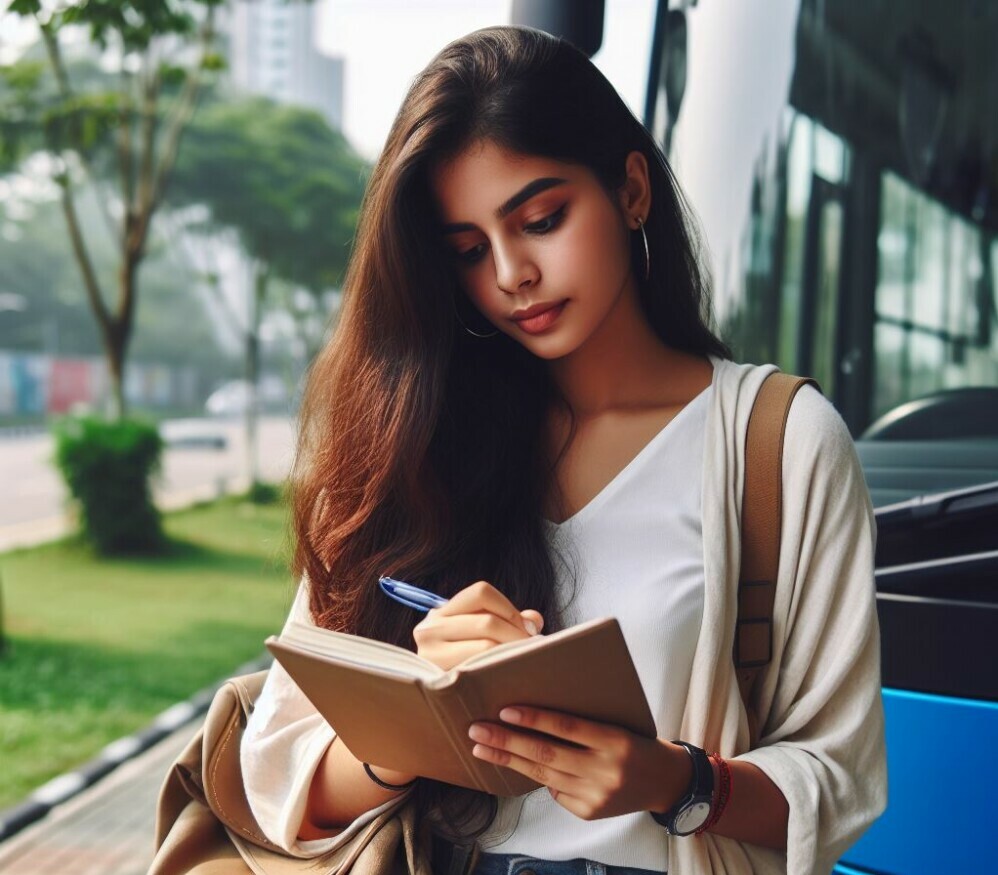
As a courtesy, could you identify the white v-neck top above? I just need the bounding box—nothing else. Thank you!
[478,384,711,870]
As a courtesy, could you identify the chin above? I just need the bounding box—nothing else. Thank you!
[515,333,583,361]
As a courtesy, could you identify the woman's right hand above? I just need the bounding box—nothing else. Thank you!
[412,580,544,671]
[358,581,544,791]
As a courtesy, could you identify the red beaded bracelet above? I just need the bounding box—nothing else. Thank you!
[715,753,732,820]
[695,752,732,836]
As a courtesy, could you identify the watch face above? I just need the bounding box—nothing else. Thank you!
[674,800,711,835]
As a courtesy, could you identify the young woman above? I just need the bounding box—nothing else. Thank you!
[241,25,886,875]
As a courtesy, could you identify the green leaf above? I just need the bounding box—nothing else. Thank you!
[7,0,43,16]
[158,63,188,90]
[0,60,45,94]
[201,53,227,73]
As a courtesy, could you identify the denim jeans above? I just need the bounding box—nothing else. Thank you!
[470,852,666,875]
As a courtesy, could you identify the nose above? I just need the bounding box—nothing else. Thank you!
[492,240,539,295]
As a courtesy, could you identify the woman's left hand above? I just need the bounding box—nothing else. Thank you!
[468,706,690,820]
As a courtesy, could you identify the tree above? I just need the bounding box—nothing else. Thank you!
[0,182,239,381]
[168,96,368,487]
[2,0,225,419]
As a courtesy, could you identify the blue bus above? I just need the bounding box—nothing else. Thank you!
[516,2,998,871]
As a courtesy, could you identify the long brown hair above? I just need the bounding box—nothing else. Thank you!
[290,25,730,840]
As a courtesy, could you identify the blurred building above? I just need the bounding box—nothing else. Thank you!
[224,0,345,131]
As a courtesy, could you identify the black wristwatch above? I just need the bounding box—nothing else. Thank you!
[650,741,714,836]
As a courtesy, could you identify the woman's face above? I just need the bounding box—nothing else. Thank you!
[430,140,645,360]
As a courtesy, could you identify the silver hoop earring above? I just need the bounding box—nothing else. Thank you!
[636,216,650,281]
[454,306,499,338]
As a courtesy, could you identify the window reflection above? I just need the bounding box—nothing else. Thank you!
[875,173,998,418]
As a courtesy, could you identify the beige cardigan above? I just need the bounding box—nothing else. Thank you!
[242,355,887,874]
[676,355,887,874]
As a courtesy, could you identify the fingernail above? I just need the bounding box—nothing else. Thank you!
[500,708,522,723]
[524,620,538,636]
[468,724,491,743]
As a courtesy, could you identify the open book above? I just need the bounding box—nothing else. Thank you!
[265,616,657,796]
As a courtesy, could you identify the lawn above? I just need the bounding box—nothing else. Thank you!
[0,498,297,809]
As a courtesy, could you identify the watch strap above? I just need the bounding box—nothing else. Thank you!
[650,741,714,835]
[675,740,714,803]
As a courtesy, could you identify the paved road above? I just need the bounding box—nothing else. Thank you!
[0,417,295,550]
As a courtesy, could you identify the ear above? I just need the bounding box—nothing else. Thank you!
[617,150,652,229]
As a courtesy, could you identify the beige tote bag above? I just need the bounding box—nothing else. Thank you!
[148,671,437,875]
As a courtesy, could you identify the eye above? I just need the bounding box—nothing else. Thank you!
[525,205,567,234]
[455,243,487,265]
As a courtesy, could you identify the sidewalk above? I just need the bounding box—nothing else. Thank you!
[0,722,194,875]
[0,515,69,553]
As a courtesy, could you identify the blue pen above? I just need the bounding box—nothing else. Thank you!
[378,576,450,612]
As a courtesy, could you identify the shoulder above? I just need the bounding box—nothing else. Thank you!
[720,356,866,490]
[781,381,873,522]
[709,357,866,488]
[713,352,856,464]
[784,382,853,458]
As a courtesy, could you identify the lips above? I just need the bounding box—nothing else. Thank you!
[510,300,568,335]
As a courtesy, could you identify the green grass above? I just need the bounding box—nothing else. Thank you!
[0,498,297,809]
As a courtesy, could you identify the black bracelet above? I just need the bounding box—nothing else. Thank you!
[363,762,418,792]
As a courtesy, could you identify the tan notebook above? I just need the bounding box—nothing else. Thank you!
[265,616,657,796]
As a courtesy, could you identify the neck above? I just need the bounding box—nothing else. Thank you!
[547,281,690,416]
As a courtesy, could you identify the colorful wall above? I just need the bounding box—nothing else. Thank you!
[0,353,203,416]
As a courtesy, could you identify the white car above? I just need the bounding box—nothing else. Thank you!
[204,378,289,417]
[158,419,227,450]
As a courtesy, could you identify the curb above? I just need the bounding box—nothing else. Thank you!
[0,426,46,440]
[0,653,274,843]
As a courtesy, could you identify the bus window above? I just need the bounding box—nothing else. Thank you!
[778,116,848,395]
[875,172,998,420]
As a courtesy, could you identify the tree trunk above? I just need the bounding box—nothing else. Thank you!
[106,332,126,421]
[105,256,138,421]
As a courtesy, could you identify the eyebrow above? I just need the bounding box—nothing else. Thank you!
[440,177,569,235]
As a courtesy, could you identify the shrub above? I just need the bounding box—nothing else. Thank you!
[246,481,281,505]
[53,416,165,555]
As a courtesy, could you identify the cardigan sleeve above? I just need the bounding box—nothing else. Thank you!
[734,385,887,875]
[240,580,412,857]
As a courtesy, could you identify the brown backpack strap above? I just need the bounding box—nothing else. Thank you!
[736,372,820,745]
